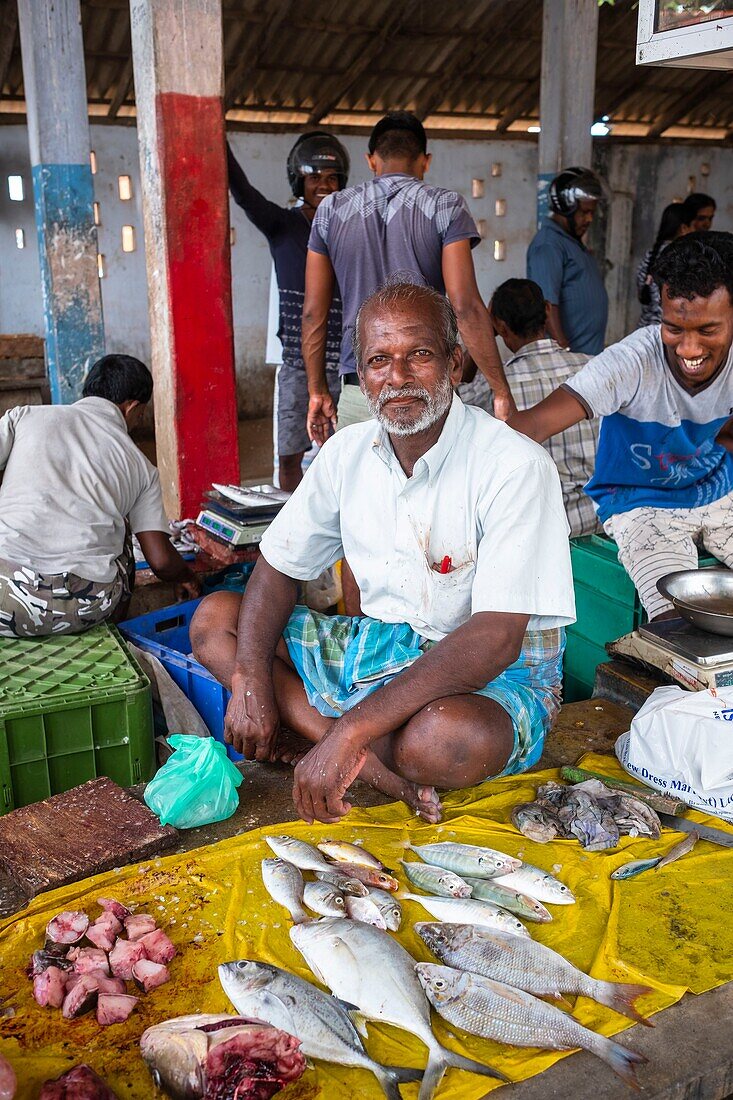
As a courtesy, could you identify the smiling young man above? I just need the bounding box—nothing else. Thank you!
[191,283,574,825]
[510,232,733,621]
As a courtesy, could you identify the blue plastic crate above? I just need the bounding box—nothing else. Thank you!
[120,589,250,761]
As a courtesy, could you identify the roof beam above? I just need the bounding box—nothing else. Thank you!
[305,2,420,126]
[0,0,18,95]
[495,82,539,133]
[646,70,727,138]
[224,0,296,110]
[107,56,132,117]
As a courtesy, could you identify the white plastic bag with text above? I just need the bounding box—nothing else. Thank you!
[615,684,733,821]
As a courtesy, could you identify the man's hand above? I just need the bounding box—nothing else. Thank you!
[224,674,280,761]
[292,726,368,824]
[176,574,203,602]
[307,392,337,445]
[493,389,517,422]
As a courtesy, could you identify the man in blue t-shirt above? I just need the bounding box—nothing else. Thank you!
[301,111,513,444]
[228,133,349,491]
[527,167,608,356]
[510,232,733,621]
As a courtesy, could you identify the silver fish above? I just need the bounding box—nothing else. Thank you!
[265,835,333,873]
[345,895,387,928]
[492,862,575,904]
[219,960,422,1100]
[290,918,506,1100]
[326,862,400,891]
[303,880,346,918]
[399,860,472,898]
[368,888,402,932]
[656,830,699,870]
[315,869,369,897]
[317,840,383,869]
[140,1013,307,1098]
[261,858,308,924]
[611,857,662,880]
[416,965,646,1088]
[415,923,652,1026]
[464,877,552,923]
[407,842,521,879]
[401,892,529,937]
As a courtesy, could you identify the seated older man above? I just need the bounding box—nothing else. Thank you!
[192,283,575,824]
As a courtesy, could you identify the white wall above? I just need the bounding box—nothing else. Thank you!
[1,122,732,417]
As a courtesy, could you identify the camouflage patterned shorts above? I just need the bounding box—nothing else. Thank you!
[0,536,134,638]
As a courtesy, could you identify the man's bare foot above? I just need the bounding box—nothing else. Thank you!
[359,751,443,823]
[273,728,311,767]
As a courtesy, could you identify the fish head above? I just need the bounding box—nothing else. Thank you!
[441,873,472,898]
[372,871,399,891]
[415,922,469,956]
[218,960,275,998]
[480,853,521,874]
[415,963,468,1007]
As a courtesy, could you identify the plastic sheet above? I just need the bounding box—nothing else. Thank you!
[1,753,731,1099]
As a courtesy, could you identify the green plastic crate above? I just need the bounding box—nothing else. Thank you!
[0,625,154,814]
[565,534,719,703]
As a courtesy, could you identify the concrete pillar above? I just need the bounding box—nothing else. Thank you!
[537,0,600,224]
[17,0,105,404]
[130,0,240,518]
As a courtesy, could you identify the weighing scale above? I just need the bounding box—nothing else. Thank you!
[195,484,289,548]
[640,618,733,667]
[612,618,733,690]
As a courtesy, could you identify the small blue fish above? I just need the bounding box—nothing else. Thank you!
[611,857,662,880]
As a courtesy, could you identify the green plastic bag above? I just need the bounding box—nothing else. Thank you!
[144,734,243,829]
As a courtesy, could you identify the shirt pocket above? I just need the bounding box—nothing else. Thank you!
[423,557,476,636]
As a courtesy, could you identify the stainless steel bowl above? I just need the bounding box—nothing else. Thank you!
[657,569,733,636]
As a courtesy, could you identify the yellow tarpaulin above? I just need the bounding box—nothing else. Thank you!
[1,752,732,1099]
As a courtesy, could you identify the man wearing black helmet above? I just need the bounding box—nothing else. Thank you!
[227,133,349,490]
[527,167,608,356]
[302,111,513,442]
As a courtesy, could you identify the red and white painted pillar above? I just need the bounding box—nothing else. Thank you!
[130,0,239,518]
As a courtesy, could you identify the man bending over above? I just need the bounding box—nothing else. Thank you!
[192,283,574,824]
[509,232,733,621]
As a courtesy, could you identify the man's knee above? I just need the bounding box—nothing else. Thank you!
[393,696,513,786]
[190,590,242,665]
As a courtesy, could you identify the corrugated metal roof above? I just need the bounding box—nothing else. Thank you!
[1,0,732,139]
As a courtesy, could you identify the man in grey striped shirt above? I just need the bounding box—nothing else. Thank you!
[489,279,600,538]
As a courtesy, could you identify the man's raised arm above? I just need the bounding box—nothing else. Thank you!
[508,387,588,443]
[225,558,299,762]
[303,249,338,445]
[292,610,528,823]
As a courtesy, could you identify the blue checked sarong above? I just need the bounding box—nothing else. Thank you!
[283,607,565,776]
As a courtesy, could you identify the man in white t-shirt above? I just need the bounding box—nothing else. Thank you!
[192,284,575,825]
[0,354,200,636]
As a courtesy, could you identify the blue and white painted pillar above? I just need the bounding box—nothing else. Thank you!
[17,0,104,404]
[537,0,599,226]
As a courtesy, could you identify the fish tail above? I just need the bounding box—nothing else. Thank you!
[436,1045,509,1088]
[588,1033,648,1088]
[372,1064,423,1099]
[591,979,655,1028]
[290,907,311,925]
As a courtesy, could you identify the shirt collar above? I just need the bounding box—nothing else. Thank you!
[371,392,466,482]
[77,396,128,427]
[504,337,562,370]
[543,216,586,249]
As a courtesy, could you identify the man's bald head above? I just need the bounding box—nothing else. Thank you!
[353,282,458,372]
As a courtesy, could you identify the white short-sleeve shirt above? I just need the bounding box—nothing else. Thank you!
[260,395,576,641]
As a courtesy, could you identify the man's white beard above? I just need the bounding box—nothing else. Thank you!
[368,375,454,437]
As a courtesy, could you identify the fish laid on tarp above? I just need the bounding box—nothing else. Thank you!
[407,842,520,879]
[492,862,575,905]
[327,863,400,892]
[345,894,387,928]
[265,835,333,873]
[656,830,699,870]
[315,869,370,897]
[464,878,552,923]
[399,861,472,898]
[219,960,422,1100]
[513,780,661,851]
[368,888,402,931]
[416,923,653,1026]
[290,917,507,1100]
[317,840,384,870]
[416,964,647,1088]
[140,1013,306,1099]
[401,891,529,937]
[38,1065,119,1099]
[303,881,346,918]
[611,858,662,881]
[261,858,309,924]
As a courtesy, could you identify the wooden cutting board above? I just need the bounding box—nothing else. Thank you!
[0,778,178,898]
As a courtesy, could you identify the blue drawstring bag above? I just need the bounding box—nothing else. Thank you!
[144,734,243,828]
